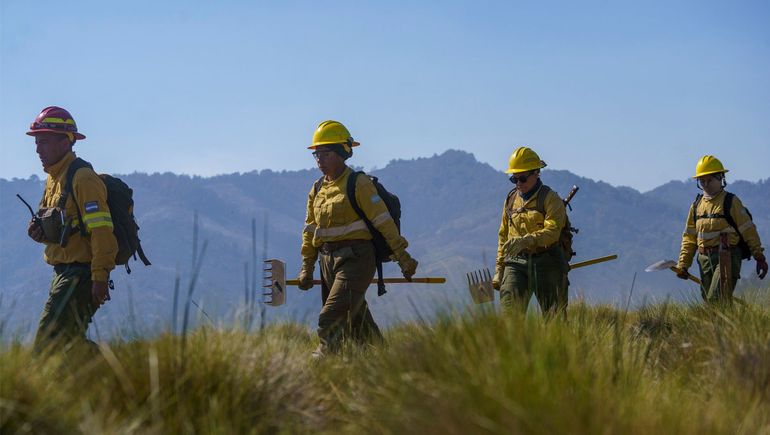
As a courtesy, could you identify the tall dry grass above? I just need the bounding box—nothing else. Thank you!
[2,289,769,434]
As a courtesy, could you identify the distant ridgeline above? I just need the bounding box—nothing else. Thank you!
[1,150,768,338]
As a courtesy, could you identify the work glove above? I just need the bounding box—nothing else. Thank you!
[674,266,690,280]
[756,253,768,280]
[91,280,111,307]
[492,267,503,291]
[502,235,534,258]
[393,251,418,281]
[297,262,314,290]
[27,218,44,243]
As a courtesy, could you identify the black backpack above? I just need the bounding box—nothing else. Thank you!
[692,192,752,260]
[63,158,151,273]
[504,184,577,262]
[313,170,402,296]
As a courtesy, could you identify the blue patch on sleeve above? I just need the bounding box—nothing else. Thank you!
[85,201,99,213]
[370,194,382,204]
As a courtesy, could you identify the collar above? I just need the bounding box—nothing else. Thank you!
[519,179,543,201]
[44,151,76,178]
[324,166,350,185]
[702,189,725,201]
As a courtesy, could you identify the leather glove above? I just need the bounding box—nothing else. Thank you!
[393,251,418,281]
[27,218,44,243]
[502,235,534,258]
[756,253,768,280]
[297,262,314,290]
[492,267,503,290]
[674,266,690,280]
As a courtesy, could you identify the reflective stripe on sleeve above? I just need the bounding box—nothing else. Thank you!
[737,221,755,233]
[371,212,392,227]
[315,220,368,238]
[303,224,317,234]
[83,211,113,230]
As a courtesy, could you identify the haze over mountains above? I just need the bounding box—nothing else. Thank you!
[1,150,768,339]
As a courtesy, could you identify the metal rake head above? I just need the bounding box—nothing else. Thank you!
[466,268,494,304]
[263,259,286,306]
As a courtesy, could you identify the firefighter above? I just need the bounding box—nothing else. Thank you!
[298,120,418,357]
[675,155,767,303]
[492,147,569,315]
[26,106,118,353]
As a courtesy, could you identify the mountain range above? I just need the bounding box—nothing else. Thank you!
[1,150,768,339]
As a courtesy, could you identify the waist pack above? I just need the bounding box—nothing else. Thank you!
[504,184,577,262]
[692,192,752,260]
[59,158,151,273]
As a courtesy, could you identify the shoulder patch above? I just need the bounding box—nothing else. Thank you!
[85,201,99,213]
[370,194,382,204]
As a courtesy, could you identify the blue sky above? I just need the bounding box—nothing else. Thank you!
[1,0,768,191]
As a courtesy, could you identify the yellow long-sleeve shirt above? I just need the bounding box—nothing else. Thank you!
[496,184,566,270]
[301,167,408,265]
[39,152,118,282]
[678,190,764,269]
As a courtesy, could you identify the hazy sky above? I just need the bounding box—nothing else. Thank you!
[1,0,768,191]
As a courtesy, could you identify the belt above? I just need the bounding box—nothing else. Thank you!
[320,239,369,255]
[518,244,558,257]
[53,262,91,273]
[698,245,736,254]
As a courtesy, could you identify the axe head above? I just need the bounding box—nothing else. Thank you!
[263,259,286,306]
[466,268,495,304]
[645,260,676,272]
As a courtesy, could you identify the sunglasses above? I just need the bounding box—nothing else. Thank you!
[509,172,533,184]
[312,150,335,160]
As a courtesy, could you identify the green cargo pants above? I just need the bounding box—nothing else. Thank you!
[500,247,569,316]
[697,249,742,304]
[318,242,383,354]
[33,263,98,353]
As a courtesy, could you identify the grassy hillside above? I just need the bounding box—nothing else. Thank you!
[2,289,770,434]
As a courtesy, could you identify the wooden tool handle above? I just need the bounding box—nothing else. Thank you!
[569,254,617,270]
[285,277,446,286]
[668,266,702,285]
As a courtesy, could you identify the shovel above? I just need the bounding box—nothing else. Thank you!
[466,254,619,304]
[263,259,446,306]
[644,260,701,285]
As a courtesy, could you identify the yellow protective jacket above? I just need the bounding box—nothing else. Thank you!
[496,184,566,270]
[301,167,408,265]
[678,190,764,269]
[40,152,118,282]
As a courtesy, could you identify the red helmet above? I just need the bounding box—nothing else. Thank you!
[26,106,86,140]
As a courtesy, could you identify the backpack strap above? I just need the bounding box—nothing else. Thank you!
[535,185,551,216]
[313,176,324,196]
[691,194,703,225]
[504,189,517,221]
[59,158,93,238]
[721,192,750,246]
[346,170,387,296]
[507,185,551,220]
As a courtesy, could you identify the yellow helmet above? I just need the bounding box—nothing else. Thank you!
[693,155,728,178]
[309,120,361,152]
[506,147,547,174]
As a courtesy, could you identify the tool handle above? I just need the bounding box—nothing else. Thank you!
[285,277,446,286]
[668,267,702,285]
[563,185,579,206]
[569,254,617,270]
[286,280,322,286]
